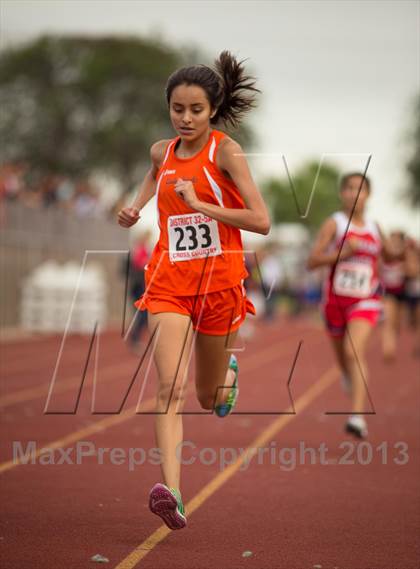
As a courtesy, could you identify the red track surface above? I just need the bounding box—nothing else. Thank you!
[1,317,419,569]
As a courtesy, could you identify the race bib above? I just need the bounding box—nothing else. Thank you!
[168,213,222,263]
[333,262,373,298]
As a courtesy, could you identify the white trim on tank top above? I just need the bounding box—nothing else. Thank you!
[203,166,224,207]
[332,211,379,240]
[208,136,216,163]
[155,172,164,229]
[162,140,175,166]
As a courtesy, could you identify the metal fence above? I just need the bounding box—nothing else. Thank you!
[0,200,130,329]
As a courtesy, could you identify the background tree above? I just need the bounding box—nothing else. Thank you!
[405,93,420,207]
[262,160,341,231]
[0,36,256,194]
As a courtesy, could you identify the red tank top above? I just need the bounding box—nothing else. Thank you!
[144,129,249,296]
[324,211,382,302]
[381,260,405,294]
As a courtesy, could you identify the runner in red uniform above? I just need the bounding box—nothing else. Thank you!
[380,231,407,361]
[117,51,270,529]
[307,172,403,439]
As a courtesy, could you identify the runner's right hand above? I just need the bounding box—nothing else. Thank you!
[339,237,359,260]
[117,207,140,228]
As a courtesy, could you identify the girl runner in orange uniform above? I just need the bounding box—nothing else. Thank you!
[118,51,270,529]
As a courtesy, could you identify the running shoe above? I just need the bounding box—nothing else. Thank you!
[149,483,186,530]
[345,415,368,439]
[214,354,239,418]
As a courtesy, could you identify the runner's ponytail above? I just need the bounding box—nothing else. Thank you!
[165,50,260,129]
[212,50,260,128]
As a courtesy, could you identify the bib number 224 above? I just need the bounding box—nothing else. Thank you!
[333,262,373,298]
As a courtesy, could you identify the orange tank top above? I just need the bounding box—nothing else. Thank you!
[144,129,249,296]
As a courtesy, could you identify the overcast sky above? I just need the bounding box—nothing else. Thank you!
[1,0,419,234]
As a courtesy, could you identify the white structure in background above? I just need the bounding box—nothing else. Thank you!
[242,223,310,320]
[243,222,310,283]
[272,223,311,286]
[125,188,160,247]
[20,261,107,333]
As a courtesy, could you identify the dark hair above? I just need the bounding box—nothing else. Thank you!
[165,50,260,129]
[339,172,371,192]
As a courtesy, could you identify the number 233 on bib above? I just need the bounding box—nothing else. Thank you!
[168,213,222,263]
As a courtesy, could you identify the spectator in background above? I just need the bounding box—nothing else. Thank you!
[404,237,420,357]
[126,230,152,349]
[301,268,323,313]
[41,174,59,208]
[259,242,283,320]
[381,232,420,360]
[56,176,76,211]
[0,162,107,217]
[72,180,102,218]
[381,231,408,361]
[243,249,260,295]
[0,163,25,201]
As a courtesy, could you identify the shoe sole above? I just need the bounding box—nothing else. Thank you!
[149,484,186,530]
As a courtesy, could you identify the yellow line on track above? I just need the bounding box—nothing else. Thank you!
[113,366,338,569]
[0,359,137,408]
[0,401,153,474]
[0,327,317,409]
[0,334,319,474]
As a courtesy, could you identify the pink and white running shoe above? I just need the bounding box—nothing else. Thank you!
[149,483,187,530]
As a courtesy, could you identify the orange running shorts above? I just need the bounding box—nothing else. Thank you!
[134,282,256,336]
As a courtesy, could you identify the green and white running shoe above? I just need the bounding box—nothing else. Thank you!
[214,354,239,418]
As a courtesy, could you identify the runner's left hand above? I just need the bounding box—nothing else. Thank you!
[174,179,200,209]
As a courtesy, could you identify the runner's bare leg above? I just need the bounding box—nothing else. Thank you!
[344,319,374,413]
[195,330,239,410]
[148,312,194,491]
